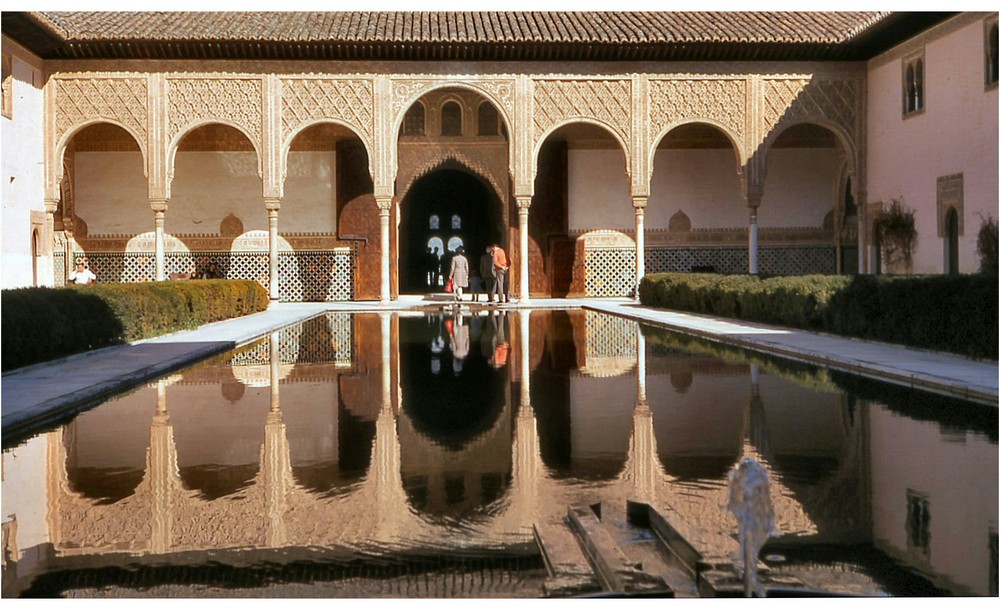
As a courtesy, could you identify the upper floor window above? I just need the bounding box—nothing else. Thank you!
[477,103,499,136]
[986,18,999,88]
[1,54,12,120]
[403,103,425,136]
[903,53,925,117]
[441,101,462,136]
[429,214,440,230]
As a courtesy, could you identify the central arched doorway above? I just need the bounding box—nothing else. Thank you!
[399,168,503,293]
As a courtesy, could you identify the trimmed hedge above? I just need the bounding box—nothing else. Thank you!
[2,280,269,372]
[639,272,998,360]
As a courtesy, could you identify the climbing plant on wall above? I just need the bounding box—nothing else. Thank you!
[874,198,918,274]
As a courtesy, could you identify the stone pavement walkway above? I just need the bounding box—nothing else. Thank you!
[3,297,996,445]
[587,300,998,406]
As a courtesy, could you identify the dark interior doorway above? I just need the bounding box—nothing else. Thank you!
[400,169,501,293]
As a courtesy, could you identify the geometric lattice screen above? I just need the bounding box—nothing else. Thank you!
[587,245,837,297]
[71,249,356,302]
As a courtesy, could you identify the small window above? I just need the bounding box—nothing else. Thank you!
[451,214,461,229]
[429,214,440,230]
[903,53,925,117]
[986,18,998,88]
[1,54,12,120]
[403,103,425,136]
[441,101,462,136]
[906,490,931,557]
[477,103,499,136]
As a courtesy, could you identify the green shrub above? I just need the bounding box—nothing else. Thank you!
[2,280,269,371]
[977,213,998,275]
[639,272,997,359]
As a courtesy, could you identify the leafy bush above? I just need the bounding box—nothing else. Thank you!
[977,213,998,275]
[640,272,997,359]
[2,280,269,371]
[873,199,918,274]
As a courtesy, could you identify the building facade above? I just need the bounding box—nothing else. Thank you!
[2,12,996,300]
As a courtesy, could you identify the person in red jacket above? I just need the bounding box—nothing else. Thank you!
[490,243,509,303]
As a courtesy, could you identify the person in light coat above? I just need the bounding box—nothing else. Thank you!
[449,246,470,301]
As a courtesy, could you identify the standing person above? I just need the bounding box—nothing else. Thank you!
[426,247,439,288]
[479,246,495,303]
[68,262,97,285]
[448,246,470,302]
[491,243,509,303]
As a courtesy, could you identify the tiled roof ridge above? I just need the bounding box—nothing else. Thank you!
[25,11,894,45]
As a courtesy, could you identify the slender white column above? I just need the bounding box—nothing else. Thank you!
[151,200,168,281]
[748,204,760,275]
[636,325,647,404]
[44,200,57,286]
[265,199,281,300]
[516,197,531,304]
[377,197,393,303]
[633,197,647,299]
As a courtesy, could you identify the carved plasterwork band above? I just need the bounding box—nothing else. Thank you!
[54,77,149,160]
[390,78,514,131]
[532,79,632,157]
[762,77,859,149]
[167,77,263,152]
[281,77,375,151]
[648,78,747,148]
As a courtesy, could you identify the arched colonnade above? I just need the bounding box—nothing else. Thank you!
[45,69,867,301]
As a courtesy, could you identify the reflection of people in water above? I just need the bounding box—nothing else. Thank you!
[430,314,446,375]
[481,310,509,369]
[448,313,470,375]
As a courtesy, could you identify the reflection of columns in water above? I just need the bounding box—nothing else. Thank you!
[372,313,405,539]
[509,311,540,527]
[149,378,178,553]
[262,331,291,547]
[742,364,767,459]
[628,327,657,501]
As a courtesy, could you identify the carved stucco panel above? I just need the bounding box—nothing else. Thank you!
[763,77,859,145]
[533,79,632,148]
[55,77,149,151]
[390,78,515,128]
[168,78,262,149]
[648,78,746,143]
[281,78,374,146]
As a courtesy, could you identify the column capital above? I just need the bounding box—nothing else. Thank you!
[44,199,59,214]
[745,196,762,211]
[375,196,393,213]
[265,197,282,212]
[632,196,648,210]
[516,196,532,211]
[150,200,168,214]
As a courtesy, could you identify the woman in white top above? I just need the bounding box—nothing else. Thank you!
[68,263,97,285]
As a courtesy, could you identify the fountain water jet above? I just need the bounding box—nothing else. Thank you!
[727,458,776,597]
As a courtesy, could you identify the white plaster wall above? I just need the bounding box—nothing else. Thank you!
[567,149,632,232]
[74,152,149,234]
[869,404,997,595]
[760,148,837,228]
[74,150,337,236]
[282,151,337,233]
[1,37,47,288]
[648,148,744,229]
[867,15,999,274]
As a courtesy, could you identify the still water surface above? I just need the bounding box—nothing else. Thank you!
[2,310,996,597]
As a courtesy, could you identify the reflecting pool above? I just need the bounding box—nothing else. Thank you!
[2,310,996,597]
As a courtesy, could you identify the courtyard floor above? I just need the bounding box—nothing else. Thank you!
[2,296,996,444]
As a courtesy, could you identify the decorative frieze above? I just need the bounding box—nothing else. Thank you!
[762,77,859,143]
[391,78,515,129]
[167,78,263,149]
[55,77,148,150]
[533,79,632,149]
[281,78,374,146]
[648,78,747,144]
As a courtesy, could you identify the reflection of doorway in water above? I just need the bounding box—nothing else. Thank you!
[400,169,502,293]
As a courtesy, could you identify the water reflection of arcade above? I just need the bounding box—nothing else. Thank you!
[20,310,985,594]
